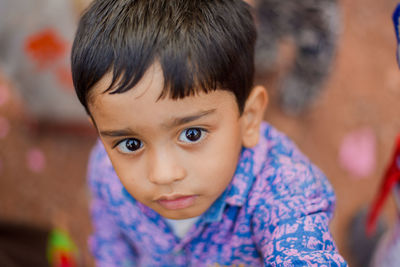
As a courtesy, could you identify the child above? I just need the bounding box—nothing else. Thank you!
[71,0,347,265]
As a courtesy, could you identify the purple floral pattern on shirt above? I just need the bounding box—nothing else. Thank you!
[87,122,347,266]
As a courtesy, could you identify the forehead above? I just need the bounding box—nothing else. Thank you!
[89,63,162,108]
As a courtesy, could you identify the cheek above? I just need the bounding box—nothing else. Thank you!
[193,133,241,188]
[108,156,151,196]
[215,130,242,181]
[193,152,239,198]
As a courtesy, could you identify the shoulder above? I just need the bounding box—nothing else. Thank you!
[87,139,115,184]
[250,124,336,221]
[87,139,127,205]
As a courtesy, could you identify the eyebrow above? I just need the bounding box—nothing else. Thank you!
[164,109,216,128]
[100,128,137,138]
[99,109,216,138]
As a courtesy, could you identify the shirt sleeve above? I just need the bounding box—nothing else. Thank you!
[254,212,347,266]
[251,163,348,266]
[87,140,137,267]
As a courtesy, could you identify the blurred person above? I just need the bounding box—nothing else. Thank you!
[347,4,400,267]
[71,0,347,265]
[251,0,340,115]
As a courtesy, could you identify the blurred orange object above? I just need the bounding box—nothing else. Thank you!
[24,28,68,70]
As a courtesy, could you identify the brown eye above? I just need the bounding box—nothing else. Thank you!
[186,128,201,141]
[178,128,206,143]
[117,138,143,153]
[126,139,142,151]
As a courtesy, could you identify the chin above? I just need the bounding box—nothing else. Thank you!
[158,208,204,220]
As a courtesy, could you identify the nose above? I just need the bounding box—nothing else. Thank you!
[147,148,186,185]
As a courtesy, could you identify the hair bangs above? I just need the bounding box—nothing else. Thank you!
[72,0,256,114]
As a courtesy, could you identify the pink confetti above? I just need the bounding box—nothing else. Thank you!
[0,116,10,139]
[0,84,10,107]
[339,127,376,179]
[26,148,46,173]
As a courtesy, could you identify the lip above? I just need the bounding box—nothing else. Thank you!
[156,194,197,210]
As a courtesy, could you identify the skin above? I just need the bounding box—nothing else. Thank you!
[88,62,267,219]
[243,0,255,6]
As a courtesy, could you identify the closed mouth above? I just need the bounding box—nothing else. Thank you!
[156,194,197,210]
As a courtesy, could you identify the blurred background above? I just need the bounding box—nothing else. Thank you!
[0,0,399,266]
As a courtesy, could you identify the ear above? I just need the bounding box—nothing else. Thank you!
[240,85,268,148]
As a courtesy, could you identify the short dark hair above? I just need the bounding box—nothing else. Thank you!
[71,0,256,115]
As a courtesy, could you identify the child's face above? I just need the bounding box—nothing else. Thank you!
[89,63,248,219]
